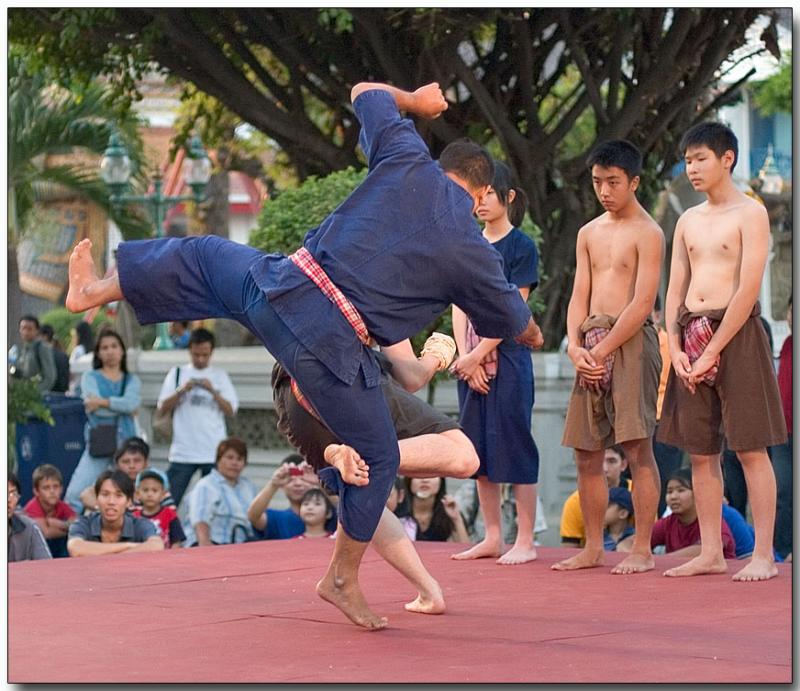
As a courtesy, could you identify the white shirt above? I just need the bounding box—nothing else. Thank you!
[157,364,239,464]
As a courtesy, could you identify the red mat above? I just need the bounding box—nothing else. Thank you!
[9,542,792,683]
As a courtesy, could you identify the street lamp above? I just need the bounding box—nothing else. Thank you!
[100,132,212,350]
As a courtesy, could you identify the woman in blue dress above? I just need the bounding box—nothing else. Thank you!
[64,329,141,513]
[451,162,541,565]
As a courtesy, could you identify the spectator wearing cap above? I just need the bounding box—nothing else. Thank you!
[67,470,164,557]
[132,468,186,548]
[184,438,258,546]
[603,486,635,551]
[8,472,52,562]
[78,437,173,513]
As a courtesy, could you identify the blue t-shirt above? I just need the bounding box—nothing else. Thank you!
[721,504,755,559]
[603,525,635,551]
[491,228,539,350]
[249,89,532,386]
[262,508,338,540]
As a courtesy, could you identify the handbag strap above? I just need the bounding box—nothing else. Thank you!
[175,366,180,390]
[120,372,128,397]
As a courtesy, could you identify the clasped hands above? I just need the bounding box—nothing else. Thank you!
[567,343,607,393]
[671,348,718,395]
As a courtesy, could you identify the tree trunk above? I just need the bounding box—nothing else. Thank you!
[8,244,22,352]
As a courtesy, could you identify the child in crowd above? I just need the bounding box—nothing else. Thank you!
[603,487,635,552]
[132,468,186,548]
[294,488,336,539]
[23,464,77,558]
[398,477,469,543]
[650,468,736,560]
[386,476,417,541]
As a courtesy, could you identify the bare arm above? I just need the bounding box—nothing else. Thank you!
[125,536,165,553]
[350,82,448,119]
[67,538,136,557]
[664,217,695,390]
[668,544,702,558]
[32,516,70,539]
[589,225,664,359]
[246,464,291,532]
[158,381,191,415]
[80,486,97,512]
[566,228,604,383]
[380,340,438,393]
[194,522,213,547]
[452,305,469,357]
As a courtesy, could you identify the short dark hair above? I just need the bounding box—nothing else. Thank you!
[94,469,135,500]
[300,487,334,514]
[33,464,64,489]
[19,315,40,329]
[8,471,21,493]
[668,466,693,491]
[282,453,305,466]
[680,121,738,172]
[93,329,128,372]
[608,444,626,461]
[439,139,495,191]
[40,324,55,340]
[491,161,529,228]
[189,328,215,349]
[587,140,643,180]
[216,437,248,465]
[114,437,150,463]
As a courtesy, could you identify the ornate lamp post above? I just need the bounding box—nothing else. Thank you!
[100,132,211,349]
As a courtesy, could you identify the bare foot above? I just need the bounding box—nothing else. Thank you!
[324,444,369,487]
[663,555,728,577]
[732,557,778,582]
[496,544,538,565]
[65,239,100,312]
[450,538,503,560]
[404,580,445,615]
[551,548,604,571]
[611,552,655,575]
[316,572,387,630]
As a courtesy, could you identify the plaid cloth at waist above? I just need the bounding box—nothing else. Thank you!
[290,377,322,422]
[288,247,371,346]
[683,316,719,385]
[465,319,498,379]
[583,326,614,392]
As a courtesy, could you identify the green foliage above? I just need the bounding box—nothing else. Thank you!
[752,52,791,116]
[8,376,55,470]
[38,307,113,354]
[249,167,368,253]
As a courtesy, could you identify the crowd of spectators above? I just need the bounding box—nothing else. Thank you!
[8,311,792,565]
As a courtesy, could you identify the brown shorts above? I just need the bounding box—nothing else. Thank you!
[272,361,459,471]
[657,302,787,455]
[562,315,661,451]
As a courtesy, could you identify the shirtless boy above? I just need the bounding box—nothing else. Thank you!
[657,122,786,581]
[553,140,664,575]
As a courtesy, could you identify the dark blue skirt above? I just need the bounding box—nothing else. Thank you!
[457,345,539,484]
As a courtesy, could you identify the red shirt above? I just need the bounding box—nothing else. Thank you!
[23,497,76,521]
[777,334,792,433]
[133,505,185,547]
[651,513,736,559]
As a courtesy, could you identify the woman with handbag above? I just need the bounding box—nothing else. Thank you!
[64,329,142,514]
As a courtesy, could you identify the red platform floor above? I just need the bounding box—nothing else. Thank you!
[9,541,792,683]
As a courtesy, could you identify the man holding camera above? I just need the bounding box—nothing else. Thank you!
[247,454,332,539]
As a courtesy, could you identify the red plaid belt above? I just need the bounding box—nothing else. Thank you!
[683,316,719,385]
[290,377,321,422]
[288,247,371,346]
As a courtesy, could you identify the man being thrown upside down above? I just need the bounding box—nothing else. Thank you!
[67,80,544,629]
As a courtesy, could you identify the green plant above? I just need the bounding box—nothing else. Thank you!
[38,306,113,354]
[8,376,55,471]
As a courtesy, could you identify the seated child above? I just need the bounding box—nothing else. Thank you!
[603,486,635,551]
[23,464,77,558]
[132,468,186,548]
[651,468,736,559]
[294,488,336,539]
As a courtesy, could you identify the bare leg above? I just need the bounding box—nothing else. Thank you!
[497,483,538,565]
[552,449,605,570]
[451,477,503,560]
[612,438,658,574]
[316,528,388,630]
[397,430,479,479]
[324,444,370,486]
[66,239,123,312]
[664,454,728,577]
[371,508,445,614]
[732,449,778,582]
